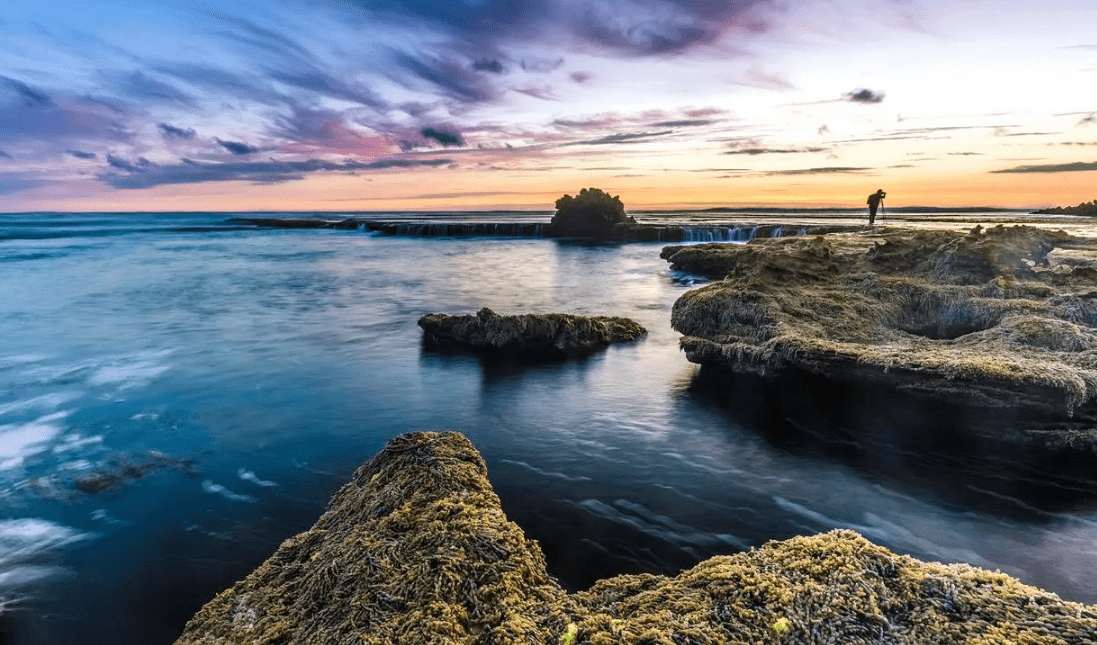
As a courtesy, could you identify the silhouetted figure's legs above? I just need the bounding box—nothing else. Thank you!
[869,204,877,225]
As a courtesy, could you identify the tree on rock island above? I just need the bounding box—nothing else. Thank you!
[550,188,636,237]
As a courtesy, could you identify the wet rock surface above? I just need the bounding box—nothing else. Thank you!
[666,225,1097,447]
[174,431,1097,645]
[418,307,646,357]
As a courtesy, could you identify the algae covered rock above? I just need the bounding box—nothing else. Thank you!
[666,226,1097,425]
[550,187,636,238]
[174,431,1097,645]
[418,307,646,357]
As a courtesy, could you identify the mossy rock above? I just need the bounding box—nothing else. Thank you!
[174,431,1097,645]
[550,188,637,238]
[666,225,1097,424]
[418,307,646,357]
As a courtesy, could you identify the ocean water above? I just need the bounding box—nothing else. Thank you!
[1,211,1096,644]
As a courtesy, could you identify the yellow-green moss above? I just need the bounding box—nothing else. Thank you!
[669,226,1097,417]
[174,432,1097,645]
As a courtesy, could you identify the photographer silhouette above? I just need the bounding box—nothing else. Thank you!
[867,189,886,225]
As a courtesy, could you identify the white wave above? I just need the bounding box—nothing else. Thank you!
[237,468,278,487]
[498,459,591,482]
[55,459,94,471]
[130,413,159,421]
[0,411,70,471]
[773,496,1003,572]
[0,355,47,369]
[202,480,256,503]
[0,392,81,416]
[0,518,92,595]
[52,434,103,454]
[89,363,171,390]
[575,498,749,551]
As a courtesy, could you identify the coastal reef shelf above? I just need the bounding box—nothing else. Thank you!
[174,432,1097,645]
[226,216,858,243]
[664,225,1097,451]
[419,307,646,357]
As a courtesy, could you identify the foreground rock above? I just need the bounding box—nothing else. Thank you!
[419,307,646,357]
[665,225,1097,439]
[174,431,1096,645]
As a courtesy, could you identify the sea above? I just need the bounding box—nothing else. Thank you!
[2,210,1096,644]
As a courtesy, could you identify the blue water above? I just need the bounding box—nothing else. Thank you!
[2,212,1096,644]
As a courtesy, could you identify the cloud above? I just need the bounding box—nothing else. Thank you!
[106,153,155,172]
[153,63,284,107]
[766,166,870,175]
[818,125,830,135]
[99,155,453,188]
[993,127,1058,137]
[473,59,505,74]
[649,119,716,128]
[1,75,53,108]
[725,147,826,155]
[158,123,197,140]
[563,130,673,146]
[521,58,564,73]
[342,0,771,58]
[421,127,465,147]
[846,88,885,103]
[0,148,10,159]
[514,85,559,101]
[67,150,97,159]
[947,152,982,156]
[1078,114,1096,126]
[101,70,191,105]
[389,49,497,103]
[216,138,261,155]
[570,72,592,83]
[991,161,1097,174]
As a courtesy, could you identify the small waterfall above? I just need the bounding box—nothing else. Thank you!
[730,226,758,242]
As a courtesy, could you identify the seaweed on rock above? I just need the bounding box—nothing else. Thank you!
[174,431,1097,645]
[418,307,646,357]
[666,226,1097,426]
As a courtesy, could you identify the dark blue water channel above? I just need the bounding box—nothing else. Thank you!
[1,212,1095,644]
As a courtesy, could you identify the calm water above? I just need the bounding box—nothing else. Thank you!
[2,212,1096,644]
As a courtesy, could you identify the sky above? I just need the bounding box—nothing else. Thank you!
[0,0,1095,211]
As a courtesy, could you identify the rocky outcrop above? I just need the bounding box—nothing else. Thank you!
[418,307,646,357]
[666,225,1097,433]
[174,431,1097,645]
[1033,200,1097,216]
[549,187,636,238]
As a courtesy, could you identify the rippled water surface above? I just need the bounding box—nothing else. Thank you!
[2,211,1096,644]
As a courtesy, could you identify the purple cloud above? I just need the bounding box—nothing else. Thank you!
[421,127,465,147]
[100,155,453,188]
[216,138,261,155]
[158,123,197,140]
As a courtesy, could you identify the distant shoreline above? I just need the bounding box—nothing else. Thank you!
[0,206,1036,216]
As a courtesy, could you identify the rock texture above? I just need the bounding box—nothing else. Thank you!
[549,188,636,238]
[174,431,1097,645]
[418,307,646,357]
[665,225,1097,429]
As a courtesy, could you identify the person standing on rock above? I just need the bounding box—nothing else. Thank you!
[867,189,886,225]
